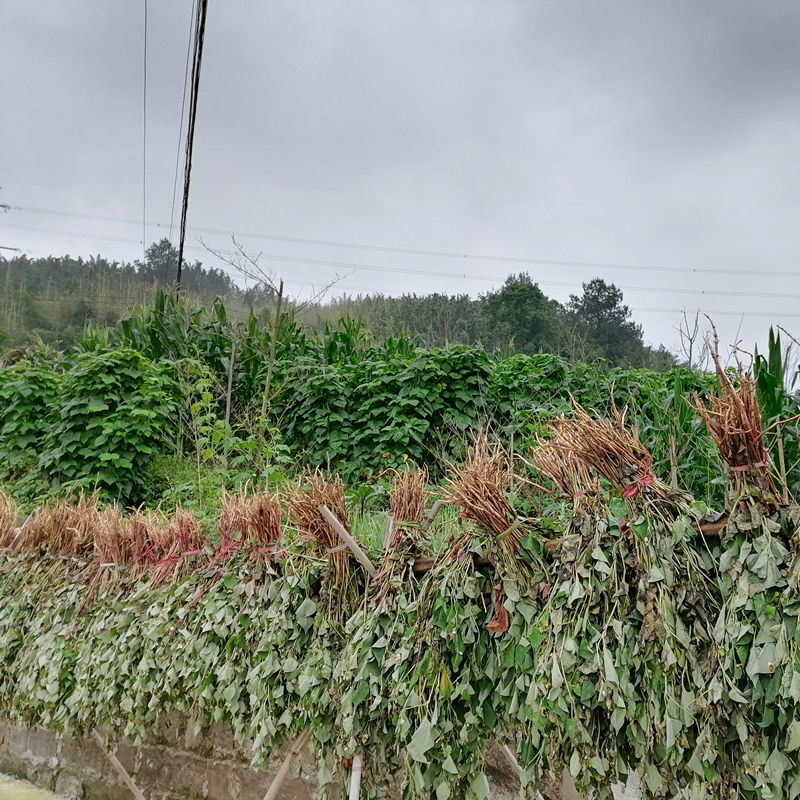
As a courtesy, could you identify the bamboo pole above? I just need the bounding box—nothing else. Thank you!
[91,729,146,800]
[420,500,444,534]
[500,744,522,779]
[263,728,312,800]
[319,505,377,578]
[348,753,364,800]
[383,515,394,550]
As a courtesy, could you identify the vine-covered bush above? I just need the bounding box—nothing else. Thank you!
[278,346,492,479]
[37,348,178,503]
[0,360,63,481]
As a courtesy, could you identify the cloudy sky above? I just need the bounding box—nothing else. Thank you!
[2,1,800,355]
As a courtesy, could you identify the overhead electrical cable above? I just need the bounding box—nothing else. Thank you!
[14,205,800,281]
[176,0,209,289]
[2,221,799,305]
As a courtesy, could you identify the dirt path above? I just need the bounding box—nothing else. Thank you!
[0,773,62,799]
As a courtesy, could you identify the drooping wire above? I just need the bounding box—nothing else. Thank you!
[142,0,148,265]
[176,0,209,290]
[168,0,197,252]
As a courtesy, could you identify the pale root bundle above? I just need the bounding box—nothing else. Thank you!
[443,433,521,551]
[216,491,250,563]
[0,489,17,549]
[93,507,133,568]
[129,509,170,576]
[287,470,351,581]
[152,509,207,586]
[534,417,597,499]
[558,404,675,505]
[373,468,429,605]
[387,467,429,549]
[216,491,284,563]
[14,494,100,559]
[247,492,283,547]
[694,360,774,494]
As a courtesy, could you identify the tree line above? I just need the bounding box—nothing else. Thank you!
[1,238,673,368]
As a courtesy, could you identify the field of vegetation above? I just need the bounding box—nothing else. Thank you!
[3,248,800,800]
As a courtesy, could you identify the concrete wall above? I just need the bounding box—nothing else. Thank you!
[0,715,315,800]
[0,715,639,800]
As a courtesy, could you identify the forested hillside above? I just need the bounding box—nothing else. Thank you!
[1,239,673,368]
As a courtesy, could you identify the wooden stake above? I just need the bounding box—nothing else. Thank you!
[348,753,364,800]
[319,505,377,578]
[263,728,312,800]
[91,729,146,800]
[500,744,521,780]
[383,515,394,550]
[420,500,444,534]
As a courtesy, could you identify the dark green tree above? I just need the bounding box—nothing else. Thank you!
[139,239,179,286]
[482,273,560,354]
[565,278,644,365]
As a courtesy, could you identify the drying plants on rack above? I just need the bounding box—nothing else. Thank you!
[151,510,208,587]
[332,468,432,800]
[373,467,429,604]
[695,360,779,503]
[287,469,361,624]
[129,509,169,578]
[692,354,800,800]
[389,440,548,800]
[524,409,721,800]
[0,488,16,549]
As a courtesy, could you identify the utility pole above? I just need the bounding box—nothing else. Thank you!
[176,0,209,290]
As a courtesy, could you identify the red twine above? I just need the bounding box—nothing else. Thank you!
[620,470,656,498]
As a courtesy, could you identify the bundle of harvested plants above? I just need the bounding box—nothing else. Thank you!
[287,469,361,625]
[287,469,352,580]
[372,467,429,604]
[559,403,688,517]
[694,351,780,504]
[0,489,17,550]
[331,468,431,799]
[14,494,99,561]
[692,354,800,799]
[129,508,169,577]
[151,509,207,587]
[443,432,522,552]
[534,416,604,539]
[93,507,133,570]
[516,409,722,800]
[215,491,251,564]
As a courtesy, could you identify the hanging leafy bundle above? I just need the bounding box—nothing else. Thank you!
[525,410,721,800]
[287,469,362,627]
[693,361,800,800]
[392,440,548,800]
[332,468,432,799]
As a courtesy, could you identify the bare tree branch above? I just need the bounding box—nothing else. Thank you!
[200,235,347,313]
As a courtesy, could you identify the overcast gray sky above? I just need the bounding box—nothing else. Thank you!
[2,1,800,355]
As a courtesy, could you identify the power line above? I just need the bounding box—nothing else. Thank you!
[4,220,800,308]
[142,0,148,264]
[13,205,800,281]
[177,0,209,289]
